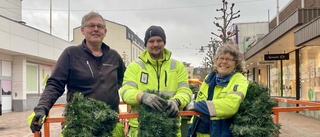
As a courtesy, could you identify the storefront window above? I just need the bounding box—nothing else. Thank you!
[282,52,296,97]
[300,46,320,101]
[26,63,38,93]
[246,69,254,82]
[1,80,12,95]
[270,63,280,96]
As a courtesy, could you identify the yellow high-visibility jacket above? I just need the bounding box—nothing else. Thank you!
[195,72,248,120]
[120,48,192,128]
[187,72,248,136]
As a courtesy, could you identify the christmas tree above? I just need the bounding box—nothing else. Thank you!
[230,82,281,137]
[62,92,118,137]
[138,90,179,137]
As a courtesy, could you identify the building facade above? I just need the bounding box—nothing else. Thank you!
[244,0,320,102]
[0,0,145,113]
[0,0,74,113]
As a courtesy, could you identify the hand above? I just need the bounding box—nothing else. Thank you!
[141,93,167,112]
[28,108,46,133]
[184,103,194,111]
[166,99,179,118]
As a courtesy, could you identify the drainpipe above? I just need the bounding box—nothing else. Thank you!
[276,0,279,25]
[50,0,52,34]
[68,0,70,41]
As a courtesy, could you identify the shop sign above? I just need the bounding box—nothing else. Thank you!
[257,61,275,65]
[264,54,289,60]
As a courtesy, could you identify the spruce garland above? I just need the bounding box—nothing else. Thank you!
[138,90,179,137]
[230,82,281,137]
[62,92,118,137]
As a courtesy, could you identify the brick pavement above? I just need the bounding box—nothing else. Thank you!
[1,108,320,137]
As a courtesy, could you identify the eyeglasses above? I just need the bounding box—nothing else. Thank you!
[84,23,105,30]
[218,57,235,62]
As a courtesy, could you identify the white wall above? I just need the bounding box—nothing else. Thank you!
[0,16,74,61]
[0,0,22,21]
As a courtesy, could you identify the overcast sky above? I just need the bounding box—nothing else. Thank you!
[21,0,291,67]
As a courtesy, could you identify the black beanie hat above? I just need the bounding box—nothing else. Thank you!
[144,26,166,47]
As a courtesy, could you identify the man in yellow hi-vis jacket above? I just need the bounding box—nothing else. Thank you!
[120,25,192,137]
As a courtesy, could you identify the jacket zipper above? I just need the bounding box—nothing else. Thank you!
[164,70,167,87]
[156,61,160,91]
[86,60,94,77]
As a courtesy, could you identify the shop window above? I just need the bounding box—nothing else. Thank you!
[300,46,320,101]
[39,65,52,93]
[1,80,12,95]
[26,63,38,93]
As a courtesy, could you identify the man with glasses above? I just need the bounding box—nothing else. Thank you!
[28,11,126,136]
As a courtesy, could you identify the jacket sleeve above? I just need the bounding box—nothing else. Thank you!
[35,48,71,114]
[119,62,142,105]
[172,61,192,109]
[214,74,248,117]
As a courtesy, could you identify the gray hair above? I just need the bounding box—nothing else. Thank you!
[213,43,245,73]
[81,11,106,27]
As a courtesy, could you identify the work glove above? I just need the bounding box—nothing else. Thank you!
[28,108,46,133]
[166,99,180,118]
[184,102,194,111]
[141,93,167,112]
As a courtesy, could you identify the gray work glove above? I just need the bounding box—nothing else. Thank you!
[183,102,194,111]
[166,99,180,118]
[141,93,168,112]
[28,108,47,133]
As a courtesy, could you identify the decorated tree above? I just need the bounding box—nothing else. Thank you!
[200,0,240,73]
[211,0,240,43]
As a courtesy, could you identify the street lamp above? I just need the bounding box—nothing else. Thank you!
[199,38,219,54]
[198,37,221,71]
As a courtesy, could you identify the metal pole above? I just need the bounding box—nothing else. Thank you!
[280,60,283,97]
[68,0,70,41]
[50,0,52,34]
[276,0,279,25]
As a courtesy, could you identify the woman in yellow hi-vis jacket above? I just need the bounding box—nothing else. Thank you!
[186,43,249,137]
[120,26,192,137]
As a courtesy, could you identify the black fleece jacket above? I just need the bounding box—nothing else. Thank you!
[35,40,126,114]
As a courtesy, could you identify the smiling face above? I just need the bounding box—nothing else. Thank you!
[216,52,236,77]
[146,36,165,60]
[81,16,106,46]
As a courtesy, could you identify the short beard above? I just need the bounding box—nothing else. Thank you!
[149,52,163,60]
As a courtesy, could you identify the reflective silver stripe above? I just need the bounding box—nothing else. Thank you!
[228,92,245,101]
[135,60,146,70]
[170,59,176,70]
[123,81,138,88]
[182,91,192,100]
[121,89,130,103]
[178,82,189,88]
[160,90,191,101]
[159,90,175,97]
[178,82,192,100]
[206,101,216,117]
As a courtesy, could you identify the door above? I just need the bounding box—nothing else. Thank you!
[1,80,12,113]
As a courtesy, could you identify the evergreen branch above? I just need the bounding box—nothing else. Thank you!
[62,92,118,137]
[138,90,179,137]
